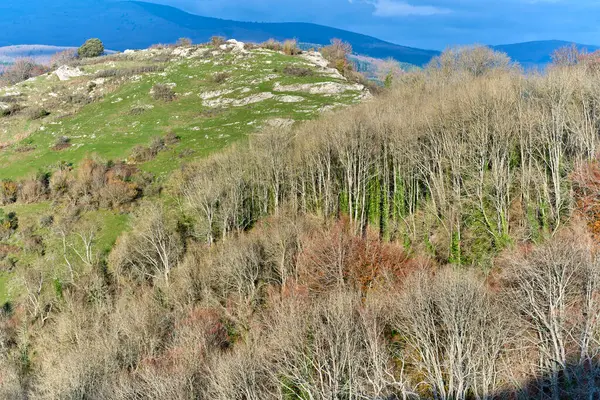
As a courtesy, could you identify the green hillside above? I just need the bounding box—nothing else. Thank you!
[0,43,367,179]
[0,41,369,302]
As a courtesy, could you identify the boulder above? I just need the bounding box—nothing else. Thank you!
[54,65,86,81]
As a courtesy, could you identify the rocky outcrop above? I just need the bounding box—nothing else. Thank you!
[273,81,365,95]
[54,65,86,81]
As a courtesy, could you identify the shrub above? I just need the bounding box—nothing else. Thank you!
[211,36,226,47]
[39,215,54,228]
[0,209,18,234]
[321,39,352,66]
[261,39,283,52]
[164,132,180,145]
[78,38,105,58]
[374,58,404,88]
[551,43,581,67]
[283,39,301,56]
[13,143,36,153]
[18,172,49,203]
[176,37,193,47]
[65,93,92,105]
[49,169,73,198]
[0,95,20,103]
[129,145,153,163]
[75,158,107,197]
[283,64,313,77]
[0,58,47,86]
[110,203,183,284]
[53,136,71,150]
[129,134,174,163]
[129,106,147,116]
[0,104,22,117]
[427,45,512,77]
[98,180,140,208]
[23,234,45,255]
[149,136,166,155]
[0,180,17,205]
[211,71,231,84]
[50,49,78,67]
[151,84,176,102]
[151,54,175,64]
[26,107,50,120]
[148,43,169,50]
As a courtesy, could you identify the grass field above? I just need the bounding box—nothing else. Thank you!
[0,47,365,179]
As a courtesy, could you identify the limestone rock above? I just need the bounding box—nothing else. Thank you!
[54,65,86,81]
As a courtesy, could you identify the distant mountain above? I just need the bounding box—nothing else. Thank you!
[492,40,600,67]
[0,45,76,64]
[0,45,117,65]
[0,0,438,66]
[1,1,597,69]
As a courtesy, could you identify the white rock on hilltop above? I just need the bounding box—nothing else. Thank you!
[226,39,246,53]
[300,51,345,79]
[277,95,305,103]
[301,51,330,68]
[54,65,86,81]
[273,81,364,95]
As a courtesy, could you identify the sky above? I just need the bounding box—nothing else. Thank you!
[143,0,600,49]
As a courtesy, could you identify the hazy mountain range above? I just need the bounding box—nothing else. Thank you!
[1,0,598,67]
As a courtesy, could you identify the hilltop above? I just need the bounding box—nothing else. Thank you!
[0,40,369,180]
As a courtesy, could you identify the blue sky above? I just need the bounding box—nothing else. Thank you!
[144,0,600,49]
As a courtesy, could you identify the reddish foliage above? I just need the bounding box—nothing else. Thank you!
[578,50,600,70]
[571,159,600,241]
[0,244,19,258]
[297,218,423,293]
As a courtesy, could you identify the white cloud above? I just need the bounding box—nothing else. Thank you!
[358,0,452,17]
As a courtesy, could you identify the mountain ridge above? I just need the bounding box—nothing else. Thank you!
[0,0,439,66]
[0,1,598,67]
[492,40,600,66]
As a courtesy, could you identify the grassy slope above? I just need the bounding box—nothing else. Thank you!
[0,48,362,179]
[0,45,367,302]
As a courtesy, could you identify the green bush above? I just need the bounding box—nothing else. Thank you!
[0,209,18,240]
[78,38,105,58]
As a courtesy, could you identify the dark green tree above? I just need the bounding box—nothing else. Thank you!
[78,38,105,58]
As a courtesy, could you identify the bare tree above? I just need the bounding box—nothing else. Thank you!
[505,226,600,399]
[551,43,582,67]
[111,203,182,285]
[427,45,513,77]
[396,268,512,400]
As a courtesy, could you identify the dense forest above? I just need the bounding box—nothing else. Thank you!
[3,43,600,399]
